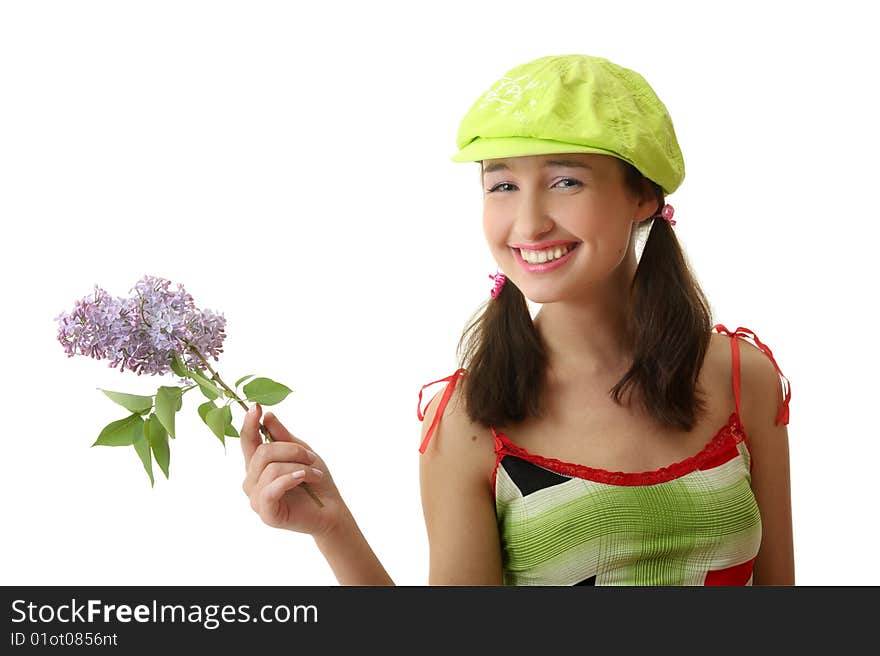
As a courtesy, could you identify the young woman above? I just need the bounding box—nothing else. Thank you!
[238,54,794,586]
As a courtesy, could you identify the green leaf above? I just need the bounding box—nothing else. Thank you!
[220,404,233,437]
[147,413,170,479]
[234,374,256,388]
[99,389,154,414]
[170,352,191,379]
[243,377,293,406]
[197,382,220,401]
[155,386,183,439]
[200,400,236,438]
[205,406,228,446]
[133,418,155,487]
[93,414,144,447]
[188,368,223,401]
[197,400,217,424]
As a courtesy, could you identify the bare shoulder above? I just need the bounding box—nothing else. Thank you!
[418,372,503,584]
[709,330,787,430]
[735,335,795,585]
[735,337,788,435]
[418,372,498,493]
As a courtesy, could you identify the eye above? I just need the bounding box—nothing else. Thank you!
[485,178,582,193]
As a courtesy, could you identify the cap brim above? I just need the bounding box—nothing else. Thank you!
[451,137,619,163]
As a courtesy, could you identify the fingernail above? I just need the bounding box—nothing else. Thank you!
[311,467,323,477]
[305,450,317,463]
[248,404,258,415]
[291,470,305,479]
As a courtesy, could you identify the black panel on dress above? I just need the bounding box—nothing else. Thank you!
[501,455,572,496]
[575,575,597,586]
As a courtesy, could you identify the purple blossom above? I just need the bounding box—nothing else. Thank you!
[55,275,227,378]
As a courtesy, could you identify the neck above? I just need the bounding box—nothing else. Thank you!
[533,249,637,381]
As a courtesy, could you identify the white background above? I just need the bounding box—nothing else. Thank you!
[1,0,876,586]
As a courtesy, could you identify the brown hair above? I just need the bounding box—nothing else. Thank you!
[455,159,713,433]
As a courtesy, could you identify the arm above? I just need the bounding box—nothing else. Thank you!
[239,406,394,586]
[313,509,395,586]
[419,380,504,585]
[740,342,795,585]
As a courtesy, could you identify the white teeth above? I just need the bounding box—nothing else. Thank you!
[519,244,574,264]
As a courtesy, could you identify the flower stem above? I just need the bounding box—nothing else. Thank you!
[171,335,323,508]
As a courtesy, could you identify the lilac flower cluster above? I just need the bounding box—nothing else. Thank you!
[55,275,227,378]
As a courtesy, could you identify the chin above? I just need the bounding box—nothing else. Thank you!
[520,289,558,304]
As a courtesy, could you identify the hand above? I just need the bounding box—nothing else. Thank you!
[240,404,346,538]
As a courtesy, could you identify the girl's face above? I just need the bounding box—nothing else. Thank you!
[481,152,654,304]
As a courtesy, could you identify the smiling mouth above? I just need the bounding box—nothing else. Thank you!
[511,242,581,272]
[515,242,579,264]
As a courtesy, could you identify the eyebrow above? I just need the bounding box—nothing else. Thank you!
[482,159,594,175]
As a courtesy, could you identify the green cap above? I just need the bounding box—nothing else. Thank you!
[451,54,685,196]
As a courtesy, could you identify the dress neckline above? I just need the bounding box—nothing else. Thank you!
[492,411,749,487]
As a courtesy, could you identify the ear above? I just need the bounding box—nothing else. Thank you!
[634,177,661,223]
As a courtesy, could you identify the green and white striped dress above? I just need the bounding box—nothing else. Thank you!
[418,324,791,586]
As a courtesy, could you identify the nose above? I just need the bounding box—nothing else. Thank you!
[513,189,554,242]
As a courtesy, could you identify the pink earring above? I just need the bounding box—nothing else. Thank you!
[657,203,676,226]
[489,270,507,299]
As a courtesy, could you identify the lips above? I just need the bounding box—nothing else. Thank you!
[512,242,581,273]
[511,240,580,250]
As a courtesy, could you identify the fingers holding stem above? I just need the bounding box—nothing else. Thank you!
[175,337,325,509]
[258,423,324,508]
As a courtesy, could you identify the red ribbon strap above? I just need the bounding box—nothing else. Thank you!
[713,324,791,426]
[417,368,468,453]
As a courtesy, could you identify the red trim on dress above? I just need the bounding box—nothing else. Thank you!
[693,433,742,471]
[491,434,505,497]
[491,412,747,487]
[704,558,756,586]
